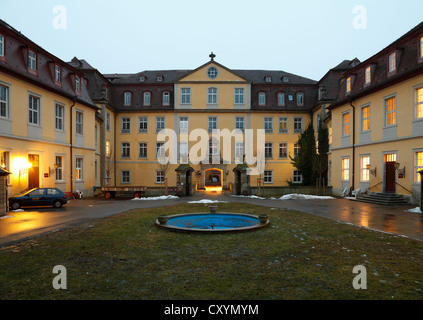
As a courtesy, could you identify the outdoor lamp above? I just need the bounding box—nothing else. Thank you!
[49,163,59,176]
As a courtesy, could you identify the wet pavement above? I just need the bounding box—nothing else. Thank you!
[0,191,422,247]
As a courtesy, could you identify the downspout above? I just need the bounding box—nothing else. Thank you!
[349,98,356,192]
[70,96,77,194]
[113,112,117,187]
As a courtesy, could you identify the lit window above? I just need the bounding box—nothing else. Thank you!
[106,140,110,157]
[54,65,61,83]
[279,143,288,159]
[385,96,396,126]
[361,156,370,182]
[388,52,396,73]
[415,152,423,183]
[343,113,350,136]
[346,77,351,93]
[415,87,423,119]
[28,51,37,71]
[361,105,370,132]
[76,158,83,181]
[279,117,288,133]
[365,66,371,84]
[342,158,350,181]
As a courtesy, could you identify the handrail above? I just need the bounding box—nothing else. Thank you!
[395,182,412,194]
[369,181,382,191]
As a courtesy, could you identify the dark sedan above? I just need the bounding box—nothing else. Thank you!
[9,188,68,210]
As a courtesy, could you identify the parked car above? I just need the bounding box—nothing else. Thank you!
[9,188,68,210]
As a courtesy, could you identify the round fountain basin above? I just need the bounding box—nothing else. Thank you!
[156,213,269,232]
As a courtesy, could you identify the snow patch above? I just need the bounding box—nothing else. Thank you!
[273,194,335,200]
[0,215,15,219]
[405,207,422,214]
[131,195,179,200]
[230,195,265,200]
[188,199,227,204]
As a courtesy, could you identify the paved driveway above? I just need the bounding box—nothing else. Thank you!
[1,192,422,247]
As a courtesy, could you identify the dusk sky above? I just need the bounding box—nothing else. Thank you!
[1,0,422,81]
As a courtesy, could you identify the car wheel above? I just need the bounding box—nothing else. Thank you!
[53,200,62,208]
[11,202,21,210]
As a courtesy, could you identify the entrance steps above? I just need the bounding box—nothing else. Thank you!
[353,192,409,205]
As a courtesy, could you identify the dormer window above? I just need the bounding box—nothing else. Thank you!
[265,75,272,83]
[0,34,4,57]
[28,50,37,72]
[258,92,266,106]
[420,36,423,60]
[124,92,131,106]
[297,92,304,106]
[282,76,289,83]
[388,52,396,73]
[365,66,371,85]
[139,75,146,82]
[75,76,81,94]
[144,92,151,106]
[54,64,61,83]
[156,74,163,82]
[346,76,351,93]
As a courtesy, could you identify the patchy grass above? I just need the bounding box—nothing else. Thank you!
[0,202,422,300]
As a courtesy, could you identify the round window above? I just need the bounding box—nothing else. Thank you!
[207,67,218,79]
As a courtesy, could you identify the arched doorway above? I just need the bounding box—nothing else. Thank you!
[204,168,223,191]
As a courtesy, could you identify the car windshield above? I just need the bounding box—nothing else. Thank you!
[30,189,45,196]
[21,188,37,196]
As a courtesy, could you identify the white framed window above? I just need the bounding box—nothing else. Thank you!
[385,96,396,127]
[156,117,165,133]
[388,52,396,73]
[278,92,285,106]
[121,142,131,158]
[179,117,188,133]
[207,87,218,105]
[420,36,423,60]
[264,142,273,159]
[342,112,350,136]
[155,170,165,184]
[234,142,244,162]
[264,117,273,133]
[361,105,370,132]
[263,170,273,184]
[278,143,288,159]
[258,92,266,106]
[75,76,81,93]
[139,117,148,133]
[106,113,110,131]
[279,117,288,133]
[106,140,111,158]
[207,67,218,79]
[293,170,302,184]
[121,170,131,184]
[121,117,131,134]
[415,151,423,183]
[293,117,303,133]
[28,50,37,71]
[156,142,165,159]
[208,140,219,156]
[234,88,245,104]
[181,88,191,105]
[341,157,350,181]
[28,94,40,125]
[0,34,4,57]
[55,103,64,131]
[163,91,170,106]
[235,117,244,132]
[75,157,83,181]
[54,64,61,83]
[297,92,304,106]
[138,142,148,159]
[75,110,84,135]
[55,156,64,181]
[0,84,9,119]
[179,142,189,161]
[144,92,151,106]
[365,66,371,85]
[294,143,301,158]
[208,116,217,133]
[124,92,131,106]
[360,156,370,182]
[415,86,423,119]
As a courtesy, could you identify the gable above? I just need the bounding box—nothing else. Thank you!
[177,61,249,83]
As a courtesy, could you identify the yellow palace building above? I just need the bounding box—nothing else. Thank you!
[1,19,423,206]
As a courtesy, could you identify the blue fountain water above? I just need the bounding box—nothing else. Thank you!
[166,213,260,230]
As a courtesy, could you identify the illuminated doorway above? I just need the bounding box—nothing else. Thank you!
[204,168,223,192]
[28,154,39,190]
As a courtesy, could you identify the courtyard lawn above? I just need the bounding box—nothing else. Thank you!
[0,202,422,300]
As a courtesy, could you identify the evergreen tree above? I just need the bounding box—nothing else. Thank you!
[290,122,317,185]
[316,119,329,183]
